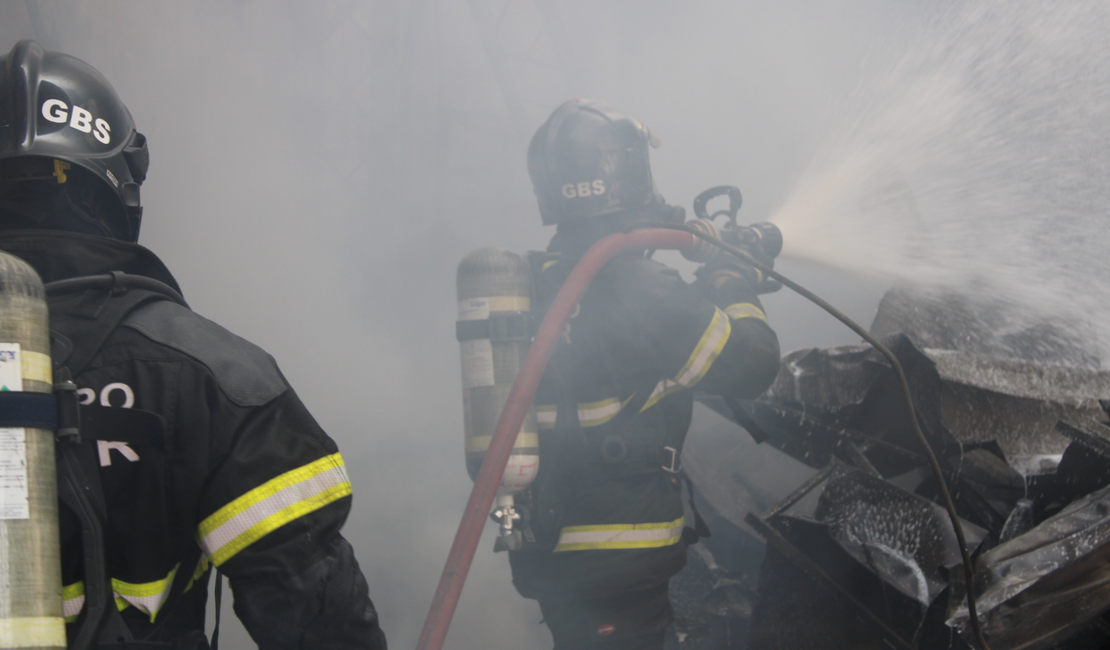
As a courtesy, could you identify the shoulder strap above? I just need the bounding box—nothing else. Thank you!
[46,274,182,649]
[48,278,179,378]
[211,571,223,650]
[56,440,136,649]
[680,473,712,543]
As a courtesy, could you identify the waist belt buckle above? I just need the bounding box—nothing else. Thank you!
[661,446,680,474]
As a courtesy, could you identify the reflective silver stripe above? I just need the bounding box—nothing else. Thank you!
[62,568,178,624]
[553,517,685,551]
[536,398,623,428]
[112,565,178,622]
[466,432,539,453]
[198,454,351,566]
[725,302,767,323]
[537,405,556,429]
[674,308,731,388]
[577,398,622,426]
[62,582,85,621]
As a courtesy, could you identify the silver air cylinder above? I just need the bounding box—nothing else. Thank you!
[0,252,64,649]
[456,248,539,499]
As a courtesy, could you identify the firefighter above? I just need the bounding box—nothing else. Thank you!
[509,99,781,649]
[0,40,386,649]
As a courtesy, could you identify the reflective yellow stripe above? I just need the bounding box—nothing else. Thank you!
[577,397,622,426]
[536,404,556,429]
[537,311,734,422]
[61,582,83,601]
[61,566,178,624]
[21,350,52,385]
[63,582,85,622]
[641,379,683,412]
[724,302,767,323]
[535,398,625,429]
[184,556,210,593]
[466,432,539,453]
[487,296,531,312]
[674,308,730,389]
[554,517,685,552]
[541,259,559,272]
[112,564,178,622]
[198,453,352,567]
[0,616,66,648]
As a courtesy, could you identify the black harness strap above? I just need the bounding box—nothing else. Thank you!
[614,382,712,543]
[0,391,57,428]
[587,378,713,544]
[43,274,183,649]
[681,474,712,542]
[211,572,223,650]
[57,439,136,649]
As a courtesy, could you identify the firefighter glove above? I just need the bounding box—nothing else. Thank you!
[695,254,761,289]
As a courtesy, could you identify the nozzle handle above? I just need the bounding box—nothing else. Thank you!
[693,185,742,223]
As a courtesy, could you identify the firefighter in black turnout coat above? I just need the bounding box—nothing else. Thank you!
[0,41,386,649]
[510,99,780,649]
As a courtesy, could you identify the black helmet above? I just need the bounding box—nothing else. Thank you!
[0,40,149,241]
[528,99,660,225]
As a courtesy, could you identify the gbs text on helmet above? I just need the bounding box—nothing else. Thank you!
[40,99,112,145]
[561,180,606,199]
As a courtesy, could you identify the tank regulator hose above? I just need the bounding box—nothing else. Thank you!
[417,224,990,650]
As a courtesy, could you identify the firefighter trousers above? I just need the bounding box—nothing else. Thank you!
[538,583,672,650]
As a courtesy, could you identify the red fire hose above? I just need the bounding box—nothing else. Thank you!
[416,229,694,650]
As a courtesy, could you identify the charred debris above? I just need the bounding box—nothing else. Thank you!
[675,286,1110,650]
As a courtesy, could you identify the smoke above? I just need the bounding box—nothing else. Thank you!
[0,1,958,648]
[773,1,1110,365]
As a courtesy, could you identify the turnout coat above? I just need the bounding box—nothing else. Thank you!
[0,230,385,650]
[509,244,780,602]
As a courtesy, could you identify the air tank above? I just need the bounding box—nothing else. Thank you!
[456,248,539,533]
[0,252,64,650]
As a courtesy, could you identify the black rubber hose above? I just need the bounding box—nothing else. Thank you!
[644,221,992,650]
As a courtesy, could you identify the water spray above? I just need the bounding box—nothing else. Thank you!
[664,219,993,650]
[418,212,991,650]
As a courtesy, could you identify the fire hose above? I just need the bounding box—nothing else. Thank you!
[417,224,991,650]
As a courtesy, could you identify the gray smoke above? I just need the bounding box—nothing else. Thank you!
[0,2,977,648]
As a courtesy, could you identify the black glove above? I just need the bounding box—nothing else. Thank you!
[231,536,387,650]
[695,253,762,289]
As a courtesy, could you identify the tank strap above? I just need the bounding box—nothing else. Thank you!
[455,313,532,342]
[0,391,56,428]
[56,435,139,649]
[41,274,180,650]
[680,472,712,544]
[48,284,177,380]
[210,571,223,650]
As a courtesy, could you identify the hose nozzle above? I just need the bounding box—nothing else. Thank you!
[681,219,783,263]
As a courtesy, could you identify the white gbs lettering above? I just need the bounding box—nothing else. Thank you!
[40,100,112,145]
[560,179,606,199]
